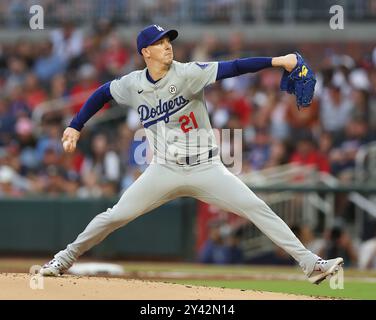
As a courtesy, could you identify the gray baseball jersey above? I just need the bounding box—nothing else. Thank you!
[110,60,219,163]
[53,60,320,277]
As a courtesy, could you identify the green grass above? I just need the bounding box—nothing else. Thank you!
[119,262,376,278]
[123,263,300,275]
[167,279,376,300]
[118,262,376,299]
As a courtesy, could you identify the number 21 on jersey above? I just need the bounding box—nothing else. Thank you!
[179,112,198,133]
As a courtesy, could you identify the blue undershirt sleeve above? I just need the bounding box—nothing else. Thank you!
[216,57,273,81]
[69,82,113,131]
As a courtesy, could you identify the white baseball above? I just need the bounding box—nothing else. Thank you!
[63,140,72,152]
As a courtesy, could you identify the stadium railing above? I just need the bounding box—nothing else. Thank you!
[238,154,376,259]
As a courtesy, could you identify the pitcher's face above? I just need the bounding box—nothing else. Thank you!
[142,36,173,66]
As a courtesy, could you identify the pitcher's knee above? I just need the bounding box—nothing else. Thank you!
[255,199,268,209]
[105,205,137,227]
[253,198,272,212]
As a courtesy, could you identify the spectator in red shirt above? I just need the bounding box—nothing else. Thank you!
[70,64,109,114]
[290,132,330,173]
[223,89,252,127]
[24,73,48,110]
[97,33,130,79]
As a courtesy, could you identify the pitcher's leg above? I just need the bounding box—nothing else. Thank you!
[54,163,181,267]
[190,163,319,275]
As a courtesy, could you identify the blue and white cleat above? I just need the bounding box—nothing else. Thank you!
[39,258,71,277]
[307,257,344,285]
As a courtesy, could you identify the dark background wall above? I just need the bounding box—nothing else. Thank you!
[0,197,197,260]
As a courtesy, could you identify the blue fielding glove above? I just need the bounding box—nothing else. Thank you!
[280,52,316,109]
[280,69,294,94]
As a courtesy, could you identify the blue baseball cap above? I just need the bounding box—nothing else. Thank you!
[137,25,178,55]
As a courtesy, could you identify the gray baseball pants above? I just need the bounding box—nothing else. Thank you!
[55,157,319,275]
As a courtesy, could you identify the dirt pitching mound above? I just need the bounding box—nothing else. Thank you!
[0,273,321,300]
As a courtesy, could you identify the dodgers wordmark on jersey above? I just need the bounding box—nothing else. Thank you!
[110,60,219,163]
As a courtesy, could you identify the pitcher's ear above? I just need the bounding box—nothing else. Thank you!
[141,47,149,58]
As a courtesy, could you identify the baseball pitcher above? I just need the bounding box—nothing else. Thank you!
[40,25,343,285]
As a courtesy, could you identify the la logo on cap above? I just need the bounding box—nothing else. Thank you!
[154,25,164,31]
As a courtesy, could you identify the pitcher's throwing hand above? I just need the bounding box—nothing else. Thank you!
[61,127,80,153]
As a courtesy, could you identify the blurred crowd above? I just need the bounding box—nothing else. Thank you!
[0,22,375,200]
